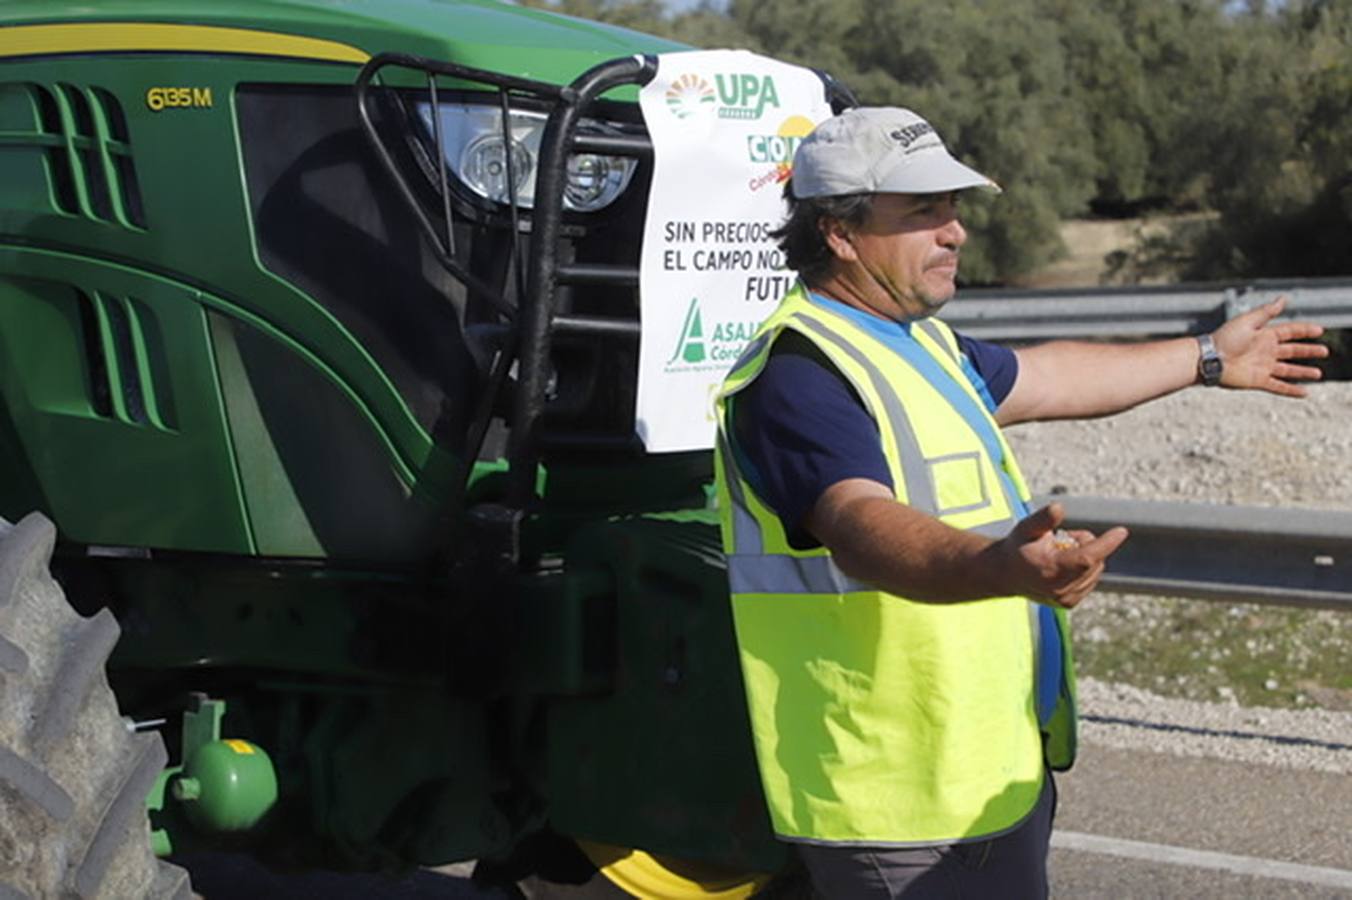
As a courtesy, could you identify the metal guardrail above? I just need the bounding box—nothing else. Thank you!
[948,278,1352,341]
[1046,495,1352,610]
[955,282,1352,610]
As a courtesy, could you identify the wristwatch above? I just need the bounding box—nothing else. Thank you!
[1197,333,1223,386]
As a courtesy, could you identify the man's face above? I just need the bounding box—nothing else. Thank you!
[831,192,967,320]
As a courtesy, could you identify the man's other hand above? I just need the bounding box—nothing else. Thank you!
[994,502,1128,609]
[1214,295,1329,397]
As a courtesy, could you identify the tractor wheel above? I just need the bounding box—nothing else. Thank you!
[577,841,772,900]
[0,513,191,900]
[516,840,776,899]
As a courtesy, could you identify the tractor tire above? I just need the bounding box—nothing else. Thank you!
[0,513,191,900]
[510,839,792,900]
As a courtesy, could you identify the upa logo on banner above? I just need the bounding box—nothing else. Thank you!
[666,298,761,372]
[747,114,816,192]
[666,71,782,121]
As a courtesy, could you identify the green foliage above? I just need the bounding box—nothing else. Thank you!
[1147,0,1352,279]
[527,0,1352,283]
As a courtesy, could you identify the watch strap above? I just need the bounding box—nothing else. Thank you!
[1197,333,1222,386]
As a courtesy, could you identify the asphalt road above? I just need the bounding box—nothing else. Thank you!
[1050,742,1352,898]
[178,737,1352,898]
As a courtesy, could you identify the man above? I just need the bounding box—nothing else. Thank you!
[713,107,1327,898]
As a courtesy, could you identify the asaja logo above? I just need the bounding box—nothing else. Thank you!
[667,299,763,371]
[666,73,715,119]
[747,115,817,192]
[669,298,706,364]
[667,72,781,121]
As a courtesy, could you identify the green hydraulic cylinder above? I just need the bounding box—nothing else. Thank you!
[150,694,278,855]
[173,736,278,832]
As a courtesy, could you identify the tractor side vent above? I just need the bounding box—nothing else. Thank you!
[75,289,175,430]
[0,82,146,230]
[75,289,113,419]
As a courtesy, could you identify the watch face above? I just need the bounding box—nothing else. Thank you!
[1201,356,1222,383]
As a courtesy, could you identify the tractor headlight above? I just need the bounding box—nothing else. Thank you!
[416,102,638,213]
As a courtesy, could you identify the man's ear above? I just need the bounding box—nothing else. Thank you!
[821,217,857,262]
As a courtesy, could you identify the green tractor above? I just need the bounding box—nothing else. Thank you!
[0,2,851,897]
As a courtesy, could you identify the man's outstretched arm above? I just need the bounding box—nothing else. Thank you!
[996,296,1328,426]
[806,478,1128,609]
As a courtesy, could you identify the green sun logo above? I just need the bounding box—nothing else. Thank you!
[665,73,715,119]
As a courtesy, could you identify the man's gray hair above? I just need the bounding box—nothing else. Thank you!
[771,187,873,286]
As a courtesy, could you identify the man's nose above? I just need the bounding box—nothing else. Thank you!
[939,214,966,249]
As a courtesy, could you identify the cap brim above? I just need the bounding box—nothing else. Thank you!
[875,152,1001,194]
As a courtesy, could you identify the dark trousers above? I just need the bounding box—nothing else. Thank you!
[796,773,1057,899]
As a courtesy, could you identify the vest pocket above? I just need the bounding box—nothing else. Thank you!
[926,451,992,516]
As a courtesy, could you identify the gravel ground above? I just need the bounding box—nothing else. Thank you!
[1004,381,1352,752]
[1077,677,1352,774]
[1005,381,1352,509]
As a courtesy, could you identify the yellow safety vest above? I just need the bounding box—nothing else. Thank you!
[715,283,1076,846]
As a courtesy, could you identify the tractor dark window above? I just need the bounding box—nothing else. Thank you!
[236,85,474,441]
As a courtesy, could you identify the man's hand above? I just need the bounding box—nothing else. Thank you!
[989,502,1129,609]
[1213,296,1329,397]
[812,483,1127,607]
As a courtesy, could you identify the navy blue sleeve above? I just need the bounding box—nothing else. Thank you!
[730,337,891,549]
[955,332,1018,406]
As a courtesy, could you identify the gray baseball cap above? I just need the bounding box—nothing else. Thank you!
[791,107,1000,198]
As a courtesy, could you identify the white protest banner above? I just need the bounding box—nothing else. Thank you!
[636,50,833,452]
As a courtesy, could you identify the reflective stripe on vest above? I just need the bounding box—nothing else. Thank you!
[788,313,937,514]
[716,282,1073,846]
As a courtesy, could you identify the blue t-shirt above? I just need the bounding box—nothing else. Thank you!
[731,312,1017,547]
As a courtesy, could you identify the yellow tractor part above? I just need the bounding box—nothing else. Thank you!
[577,841,772,899]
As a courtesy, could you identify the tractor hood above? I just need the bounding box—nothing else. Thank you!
[0,0,690,87]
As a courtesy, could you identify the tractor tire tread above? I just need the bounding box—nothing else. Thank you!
[0,513,191,900]
[74,734,168,899]
[0,744,75,821]
[150,861,194,900]
[31,608,120,750]
[0,514,54,612]
[0,636,26,676]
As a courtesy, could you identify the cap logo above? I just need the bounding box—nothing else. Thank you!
[890,122,935,149]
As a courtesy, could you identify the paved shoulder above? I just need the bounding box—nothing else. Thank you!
[1052,684,1352,899]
